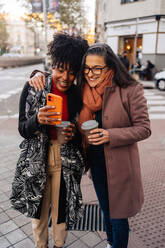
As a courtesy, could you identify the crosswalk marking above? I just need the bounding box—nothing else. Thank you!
[146,96,164,100]
[144,89,165,120]
[147,100,165,105]
[149,106,165,112]
[148,114,165,119]
[144,92,155,96]
[0,87,22,102]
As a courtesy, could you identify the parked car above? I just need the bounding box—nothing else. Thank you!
[154,70,165,91]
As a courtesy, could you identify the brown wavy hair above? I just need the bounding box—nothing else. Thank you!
[77,43,138,95]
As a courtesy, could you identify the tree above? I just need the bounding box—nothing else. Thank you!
[17,0,87,35]
[0,13,9,55]
[58,0,86,30]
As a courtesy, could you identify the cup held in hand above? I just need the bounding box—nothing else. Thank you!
[81,120,99,144]
[55,121,71,144]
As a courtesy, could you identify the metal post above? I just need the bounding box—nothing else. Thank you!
[133,17,139,74]
[42,0,48,68]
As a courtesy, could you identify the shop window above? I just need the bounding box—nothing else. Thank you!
[118,36,142,66]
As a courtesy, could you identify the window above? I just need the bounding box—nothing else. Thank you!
[121,0,138,3]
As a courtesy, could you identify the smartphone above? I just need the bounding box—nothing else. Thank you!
[46,93,63,125]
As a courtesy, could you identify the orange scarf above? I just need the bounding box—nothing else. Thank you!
[78,70,114,127]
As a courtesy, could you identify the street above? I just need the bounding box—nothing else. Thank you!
[0,64,165,248]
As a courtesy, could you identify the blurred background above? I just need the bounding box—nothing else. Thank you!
[0,0,165,72]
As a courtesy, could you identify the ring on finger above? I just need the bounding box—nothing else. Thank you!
[99,132,103,137]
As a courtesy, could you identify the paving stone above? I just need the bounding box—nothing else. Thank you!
[71,230,89,238]
[13,214,31,227]
[20,222,33,236]
[80,232,101,247]
[5,191,12,198]
[29,233,34,242]
[0,192,8,203]
[0,236,11,248]
[0,212,10,224]
[48,238,54,248]
[6,228,27,244]
[5,208,21,219]
[0,180,11,193]
[65,232,78,246]
[13,238,34,248]
[0,200,12,211]
[95,241,107,248]
[0,171,14,181]
[0,220,18,235]
[67,239,88,248]
[96,231,107,241]
[0,167,10,174]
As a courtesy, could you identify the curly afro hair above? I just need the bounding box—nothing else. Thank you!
[47,32,89,75]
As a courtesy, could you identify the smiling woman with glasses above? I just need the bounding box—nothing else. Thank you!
[78,43,151,248]
[84,65,108,75]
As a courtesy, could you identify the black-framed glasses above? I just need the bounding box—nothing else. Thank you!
[84,66,107,75]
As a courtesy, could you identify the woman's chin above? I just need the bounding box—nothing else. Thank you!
[87,80,99,88]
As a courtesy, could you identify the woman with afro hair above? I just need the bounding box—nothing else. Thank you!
[10,33,89,248]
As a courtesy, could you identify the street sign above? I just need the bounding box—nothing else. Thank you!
[47,0,59,12]
[32,0,59,13]
[32,0,43,13]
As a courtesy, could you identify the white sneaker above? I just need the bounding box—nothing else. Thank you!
[105,244,112,248]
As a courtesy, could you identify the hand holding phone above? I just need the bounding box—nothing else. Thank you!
[37,105,61,125]
[46,93,63,125]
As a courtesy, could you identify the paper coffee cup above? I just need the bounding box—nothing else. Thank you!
[81,120,99,144]
[55,121,71,144]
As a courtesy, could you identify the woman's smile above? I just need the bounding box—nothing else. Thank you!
[85,55,109,87]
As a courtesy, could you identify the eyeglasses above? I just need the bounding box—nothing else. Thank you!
[84,66,107,75]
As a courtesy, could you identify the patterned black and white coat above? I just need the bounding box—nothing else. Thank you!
[10,75,85,229]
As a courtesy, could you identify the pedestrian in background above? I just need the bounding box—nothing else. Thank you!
[139,60,156,80]
[10,33,88,248]
[77,43,151,248]
[120,51,130,71]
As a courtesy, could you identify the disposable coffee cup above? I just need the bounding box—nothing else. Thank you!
[55,121,71,144]
[81,120,99,144]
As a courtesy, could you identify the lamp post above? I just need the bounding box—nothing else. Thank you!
[42,0,48,68]
[133,17,139,74]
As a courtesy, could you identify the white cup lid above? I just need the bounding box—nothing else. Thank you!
[81,120,98,130]
[56,121,70,128]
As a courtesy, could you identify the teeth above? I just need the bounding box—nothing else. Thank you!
[60,82,67,86]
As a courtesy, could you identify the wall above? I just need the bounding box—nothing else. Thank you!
[104,0,162,22]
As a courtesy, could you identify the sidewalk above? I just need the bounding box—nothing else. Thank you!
[0,117,165,248]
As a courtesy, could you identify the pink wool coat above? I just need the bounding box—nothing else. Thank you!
[102,82,151,218]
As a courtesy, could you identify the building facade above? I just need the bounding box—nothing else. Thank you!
[95,0,165,70]
[6,16,46,56]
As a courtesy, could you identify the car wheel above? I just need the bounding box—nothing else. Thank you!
[156,79,165,91]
